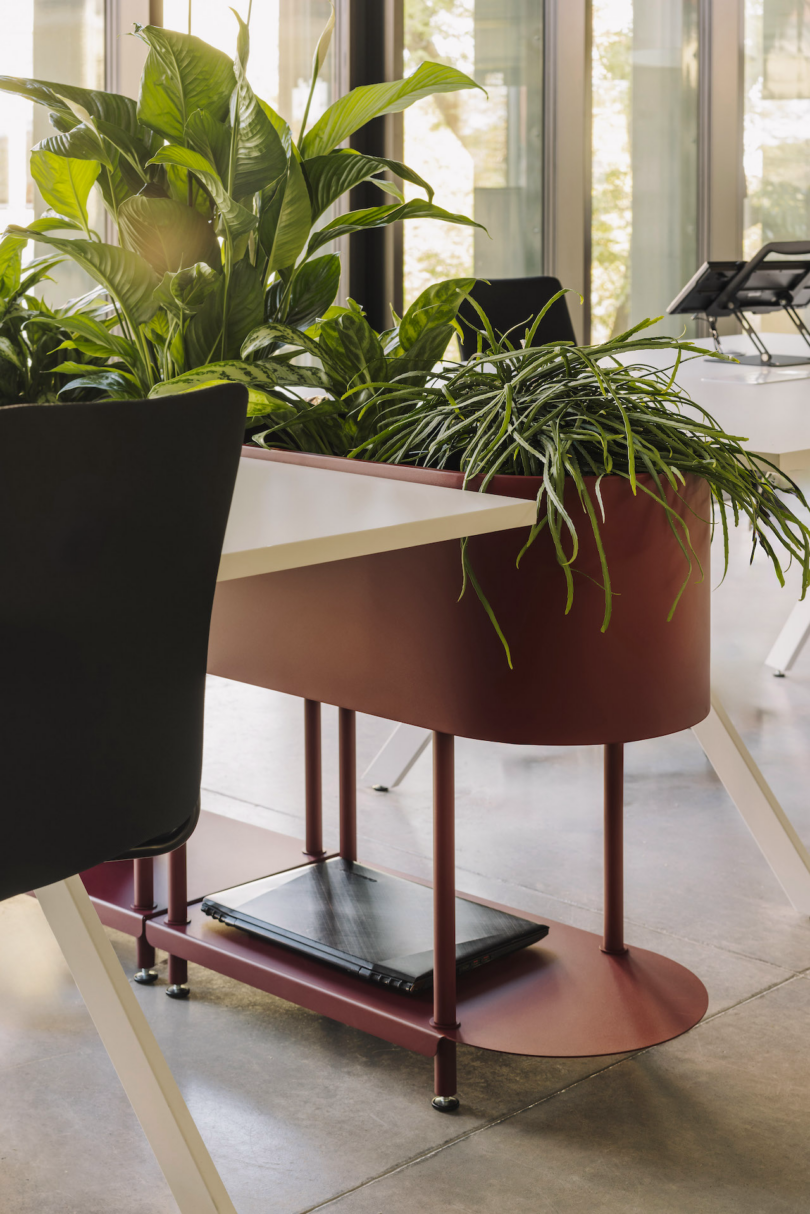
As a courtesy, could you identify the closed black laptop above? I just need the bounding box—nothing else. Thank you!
[201,858,548,994]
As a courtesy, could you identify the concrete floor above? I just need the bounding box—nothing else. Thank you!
[3,523,810,1212]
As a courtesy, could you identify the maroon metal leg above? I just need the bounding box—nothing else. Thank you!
[304,698,327,859]
[431,731,459,1111]
[166,844,190,998]
[132,858,158,983]
[339,707,357,862]
[602,742,628,956]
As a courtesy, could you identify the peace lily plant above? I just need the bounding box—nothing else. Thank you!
[0,6,482,404]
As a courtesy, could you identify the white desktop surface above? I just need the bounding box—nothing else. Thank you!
[218,455,537,581]
[622,334,810,469]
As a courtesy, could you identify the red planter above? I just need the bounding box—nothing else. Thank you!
[209,448,711,745]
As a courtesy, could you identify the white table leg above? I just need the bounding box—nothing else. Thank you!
[35,875,237,1214]
[692,691,810,915]
[362,723,433,789]
[764,598,810,674]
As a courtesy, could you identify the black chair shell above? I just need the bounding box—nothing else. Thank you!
[0,385,247,901]
[457,275,576,359]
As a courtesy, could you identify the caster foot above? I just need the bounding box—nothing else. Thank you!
[431,1095,459,1113]
[773,670,786,678]
[133,967,158,985]
[166,983,190,1000]
[372,784,389,792]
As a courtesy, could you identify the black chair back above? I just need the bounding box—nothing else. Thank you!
[457,276,576,358]
[0,386,247,901]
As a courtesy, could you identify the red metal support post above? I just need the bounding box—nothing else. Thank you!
[339,707,357,862]
[431,731,459,1109]
[132,857,157,980]
[602,742,628,956]
[166,844,189,995]
[304,699,327,859]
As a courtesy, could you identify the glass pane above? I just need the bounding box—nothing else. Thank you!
[590,0,699,341]
[162,0,335,134]
[744,1,810,329]
[402,0,543,307]
[0,0,105,303]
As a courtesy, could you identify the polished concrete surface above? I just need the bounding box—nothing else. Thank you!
[3,524,810,1212]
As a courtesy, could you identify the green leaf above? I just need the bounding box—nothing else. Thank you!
[7,227,159,328]
[153,263,220,319]
[399,276,476,350]
[266,254,340,328]
[148,145,257,241]
[135,24,236,141]
[0,77,140,134]
[318,309,386,394]
[58,369,142,399]
[302,151,434,222]
[56,313,136,365]
[307,199,484,257]
[262,155,311,273]
[257,97,293,156]
[230,12,289,197]
[118,194,220,276]
[150,357,327,397]
[185,256,264,365]
[30,149,100,231]
[185,109,231,181]
[37,123,113,169]
[300,62,484,158]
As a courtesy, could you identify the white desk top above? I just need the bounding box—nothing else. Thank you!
[627,335,810,469]
[218,457,537,581]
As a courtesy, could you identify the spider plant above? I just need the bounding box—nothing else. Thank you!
[0,6,482,400]
[340,297,810,664]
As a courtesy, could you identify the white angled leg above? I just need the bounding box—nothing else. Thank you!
[765,598,810,674]
[692,691,810,915]
[362,723,433,789]
[35,875,236,1214]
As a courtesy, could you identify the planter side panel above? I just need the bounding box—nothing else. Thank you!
[209,465,710,745]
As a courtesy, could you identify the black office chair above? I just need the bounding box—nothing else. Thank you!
[0,385,247,1214]
[456,275,576,359]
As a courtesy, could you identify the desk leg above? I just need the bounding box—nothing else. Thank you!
[304,699,327,859]
[36,875,236,1214]
[431,731,459,1112]
[166,845,190,999]
[765,598,810,675]
[133,858,158,985]
[339,708,357,862]
[692,690,810,915]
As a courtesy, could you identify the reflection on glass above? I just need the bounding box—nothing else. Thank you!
[590,0,698,341]
[402,0,543,307]
[1,0,105,302]
[162,0,334,135]
[744,1,810,335]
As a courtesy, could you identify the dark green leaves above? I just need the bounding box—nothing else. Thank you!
[398,277,476,350]
[118,195,220,276]
[303,151,434,221]
[300,62,484,158]
[7,228,159,328]
[135,24,236,140]
[148,145,257,241]
[259,156,311,273]
[230,11,288,196]
[307,200,484,257]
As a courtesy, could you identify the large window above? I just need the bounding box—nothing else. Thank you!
[744,1,810,329]
[590,0,699,341]
[402,0,543,307]
[1,0,105,301]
